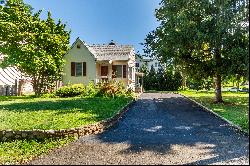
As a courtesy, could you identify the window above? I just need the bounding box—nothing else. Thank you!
[155,62,158,67]
[112,65,122,78]
[76,63,82,76]
[112,65,127,78]
[71,62,86,76]
[135,63,139,67]
[77,44,81,49]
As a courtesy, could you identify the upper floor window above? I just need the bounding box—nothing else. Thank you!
[135,63,140,68]
[77,44,81,49]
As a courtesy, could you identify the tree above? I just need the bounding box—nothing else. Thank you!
[144,0,249,102]
[0,0,70,95]
[156,67,165,90]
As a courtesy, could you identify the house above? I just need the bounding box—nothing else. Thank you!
[135,54,164,72]
[63,38,143,91]
[0,54,33,95]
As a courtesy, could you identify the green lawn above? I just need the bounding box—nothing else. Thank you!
[0,137,75,164]
[0,96,132,130]
[0,95,132,164]
[179,90,249,133]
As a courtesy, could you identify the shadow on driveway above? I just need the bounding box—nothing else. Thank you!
[92,93,249,164]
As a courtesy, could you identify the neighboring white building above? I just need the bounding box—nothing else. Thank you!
[0,54,33,95]
[135,54,164,72]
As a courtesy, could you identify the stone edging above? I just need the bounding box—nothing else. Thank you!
[177,92,249,136]
[0,98,137,142]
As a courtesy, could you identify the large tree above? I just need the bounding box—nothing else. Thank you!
[0,0,70,95]
[144,0,249,102]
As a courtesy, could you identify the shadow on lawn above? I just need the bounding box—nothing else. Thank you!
[89,93,249,165]
[0,97,128,113]
[0,97,130,130]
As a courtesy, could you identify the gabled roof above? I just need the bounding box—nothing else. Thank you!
[0,67,24,85]
[89,44,134,61]
[0,53,31,85]
[71,38,135,61]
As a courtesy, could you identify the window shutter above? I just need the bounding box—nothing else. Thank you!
[82,62,86,76]
[112,65,116,78]
[123,65,126,78]
[71,62,75,76]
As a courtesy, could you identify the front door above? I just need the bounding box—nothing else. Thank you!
[101,66,108,82]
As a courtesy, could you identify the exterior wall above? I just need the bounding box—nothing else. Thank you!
[63,40,96,86]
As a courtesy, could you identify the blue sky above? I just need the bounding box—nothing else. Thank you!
[24,0,161,54]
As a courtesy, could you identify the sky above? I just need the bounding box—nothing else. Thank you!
[24,0,161,54]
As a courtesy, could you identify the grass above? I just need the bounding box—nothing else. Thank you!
[0,95,132,164]
[0,137,75,164]
[0,96,132,130]
[179,90,249,133]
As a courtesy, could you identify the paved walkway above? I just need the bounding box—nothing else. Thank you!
[28,93,249,165]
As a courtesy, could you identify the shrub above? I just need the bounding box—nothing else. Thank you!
[55,84,85,97]
[40,92,57,98]
[85,81,100,97]
[97,80,127,98]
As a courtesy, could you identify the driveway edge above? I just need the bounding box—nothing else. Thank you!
[177,92,249,136]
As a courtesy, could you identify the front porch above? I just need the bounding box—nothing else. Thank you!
[95,60,136,90]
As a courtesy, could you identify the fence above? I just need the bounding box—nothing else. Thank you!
[0,84,17,96]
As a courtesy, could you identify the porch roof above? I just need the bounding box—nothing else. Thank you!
[88,44,134,61]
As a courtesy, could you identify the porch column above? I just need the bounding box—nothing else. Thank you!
[141,75,144,93]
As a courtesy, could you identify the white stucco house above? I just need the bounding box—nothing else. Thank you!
[135,54,164,72]
[63,38,144,91]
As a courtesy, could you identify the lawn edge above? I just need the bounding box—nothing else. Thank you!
[5,95,141,165]
[176,92,249,136]
[0,95,140,141]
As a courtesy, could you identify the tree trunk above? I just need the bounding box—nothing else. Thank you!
[214,74,223,103]
[214,49,223,103]
[236,75,240,91]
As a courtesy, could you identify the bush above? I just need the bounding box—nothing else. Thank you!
[40,92,57,98]
[85,81,100,97]
[51,81,133,98]
[97,80,128,98]
[55,84,85,97]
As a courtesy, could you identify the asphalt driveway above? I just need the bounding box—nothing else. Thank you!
[28,93,249,165]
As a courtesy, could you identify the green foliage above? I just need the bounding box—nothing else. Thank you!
[54,81,133,98]
[0,0,70,95]
[97,80,130,98]
[143,67,182,91]
[187,77,213,91]
[40,92,57,98]
[144,0,249,101]
[55,84,85,97]
[85,81,99,97]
